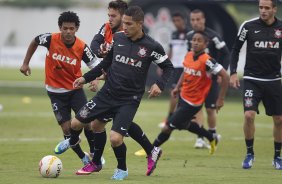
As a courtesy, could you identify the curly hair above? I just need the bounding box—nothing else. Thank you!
[58,11,80,27]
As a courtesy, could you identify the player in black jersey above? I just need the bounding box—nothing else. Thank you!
[186,9,230,149]
[57,6,174,180]
[230,0,282,170]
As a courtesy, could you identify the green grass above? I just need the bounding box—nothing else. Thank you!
[0,68,281,183]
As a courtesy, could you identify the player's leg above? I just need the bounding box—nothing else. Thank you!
[194,109,207,148]
[263,80,282,170]
[242,79,261,169]
[110,103,139,180]
[48,91,86,162]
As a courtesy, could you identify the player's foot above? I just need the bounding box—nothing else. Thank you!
[54,138,81,154]
[209,139,216,155]
[134,149,146,157]
[111,168,128,180]
[81,152,91,165]
[89,152,106,166]
[272,157,282,170]
[242,154,255,169]
[75,161,102,175]
[214,134,221,145]
[146,146,162,176]
[194,138,209,149]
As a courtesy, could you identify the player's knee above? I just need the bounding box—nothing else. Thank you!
[206,108,216,116]
[162,124,172,134]
[71,118,84,130]
[244,111,256,123]
[91,119,106,132]
[110,131,123,147]
[273,115,282,127]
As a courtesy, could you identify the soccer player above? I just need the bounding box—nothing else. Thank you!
[229,0,282,170]
[90,0,162,163]
[20,11,102,166]
[186,9,230,148]
[135,12,189,157]
[57,6,174,180]
[152,31,229,155]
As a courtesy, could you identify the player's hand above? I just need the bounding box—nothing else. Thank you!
[98,43,109,58]
[229,73,240,89]
[20,64,31,76]
[148,83,162,98]
[73,77,86,89]
[171,87,179,98]
[88,79,99,92]
[215,98,224,113]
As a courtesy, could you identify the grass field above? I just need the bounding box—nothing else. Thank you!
[0,68,281,184]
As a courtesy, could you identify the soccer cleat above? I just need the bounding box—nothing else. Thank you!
[134,149,146,157]
[242,154,255,169]
[146,146,162,176]
[111,169,128,180]
[272,157,282,170]
[194,138,209,149]
[75,161,102,175]
[209,139,216,155]
[54,138,70,154]
[82,152,91,165]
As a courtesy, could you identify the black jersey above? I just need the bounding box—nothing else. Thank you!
[83,32,174,101]
[186,27,230,70]
[230,17,282,80]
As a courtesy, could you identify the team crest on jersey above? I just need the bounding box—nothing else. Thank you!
[274,29,282,38]
[137,47,147,58]
[244,97,253,108]
[79,107,90,119]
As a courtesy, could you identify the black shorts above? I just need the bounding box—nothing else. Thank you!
[243,79,282,116]
[204,78,219,109]
[170,68,183,89]
[75,89,140,136]
[47,89,87,125]
[168,97,202,130]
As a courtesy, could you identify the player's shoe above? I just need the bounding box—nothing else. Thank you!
[75,161,102,175]
[242,154,255,169]
[194,138,209,149]
[111,168,128,180]
[134,149,146,156]
[54,138,81,154]
[89,152,106,166]
[81,152,91,165]
[272,157,282,170]
[209,134,221,155]
[146,146,162,176]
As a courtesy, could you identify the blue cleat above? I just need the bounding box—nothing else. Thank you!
[54,138,71,154]
[111,168,128,180]
[242,154,255,169]
[272,157,282,170]
[81,152,91,165]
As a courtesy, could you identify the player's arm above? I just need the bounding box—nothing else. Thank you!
[171,72,184,98]
[212,34,230,70]
[82,44,102,91]
[20,33,51,76]
[230,22,248,89]
[76,47,113,87]
[207,58,229,112]
[90,24,107,58]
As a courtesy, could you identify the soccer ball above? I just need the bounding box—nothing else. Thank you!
[39,155,63,178]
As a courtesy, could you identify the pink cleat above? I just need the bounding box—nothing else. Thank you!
[146,146,162,176]
[75,161,102,175]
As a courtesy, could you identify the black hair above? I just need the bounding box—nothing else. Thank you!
[124,6,144,22]
[190,9,205,18]
[58,11,80,27]
[193,31,209,43]
[108,0,128,15]
[172,12,184,20]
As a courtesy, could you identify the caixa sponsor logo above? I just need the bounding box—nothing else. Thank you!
[115,55,142,68]
[254,41,279,49]
[50,53,77,65]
